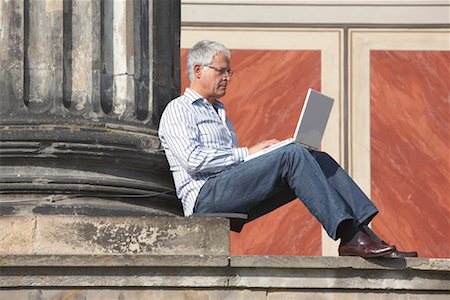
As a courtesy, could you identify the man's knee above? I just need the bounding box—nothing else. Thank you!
[310,150,341,176]
[278,143,310,160]
[311,150,335,164]
[284,143,307,152]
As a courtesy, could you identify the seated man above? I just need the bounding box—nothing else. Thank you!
[158,40,417,258]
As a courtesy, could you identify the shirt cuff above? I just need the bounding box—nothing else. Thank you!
[232,147,248,162]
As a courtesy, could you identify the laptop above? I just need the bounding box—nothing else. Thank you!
[244,88,334,161]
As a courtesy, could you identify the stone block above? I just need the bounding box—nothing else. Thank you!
[0,254,229,268]
[0,290,30,300]
[0,254,449,296]
[1,289,449,300]
[230,255,450,271]
[267,291,450,300]
[33,215,229,255]
[0,215,230,256]
[0,216,35,255]
[229,256,450,291]
[89,289,267,300]
[0,289,267,300]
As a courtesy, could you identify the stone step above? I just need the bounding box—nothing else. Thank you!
[0,214,229,256]
[1,199,449,299]
[0,254,448,299]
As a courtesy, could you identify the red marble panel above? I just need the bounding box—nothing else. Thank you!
[370,51,450,258]
[181,49,322,256]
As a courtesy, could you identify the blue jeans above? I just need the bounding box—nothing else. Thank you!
[194,143,378,240]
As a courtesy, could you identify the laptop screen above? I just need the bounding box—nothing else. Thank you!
[293,89,334,150]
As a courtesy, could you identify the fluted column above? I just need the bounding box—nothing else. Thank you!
[0,0,181,213]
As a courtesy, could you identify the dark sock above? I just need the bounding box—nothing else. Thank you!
[337,220,362,245]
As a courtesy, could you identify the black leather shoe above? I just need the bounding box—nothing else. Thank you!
[339,233,396,258]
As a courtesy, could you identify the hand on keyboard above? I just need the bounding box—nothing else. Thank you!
[244,138,295,162]
[248,139,280,155]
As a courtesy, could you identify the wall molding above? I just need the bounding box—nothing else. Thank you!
[181,0,450,26]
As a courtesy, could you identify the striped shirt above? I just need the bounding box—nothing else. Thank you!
[158,88,248,216]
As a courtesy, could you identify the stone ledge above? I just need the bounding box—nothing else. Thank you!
[0,254,229,268]
[0,255,448,291]
[0,254,229,267]
[2,254,447,271]
[230,255,450,271]
[0,289,448,300]
[0,215,229,256]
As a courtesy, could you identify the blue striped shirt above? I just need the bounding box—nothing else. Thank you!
[158,88,248,216]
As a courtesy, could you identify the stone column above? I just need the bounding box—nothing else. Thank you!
[0,0,181,213]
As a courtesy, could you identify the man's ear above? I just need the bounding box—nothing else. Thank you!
[193,64,203,79]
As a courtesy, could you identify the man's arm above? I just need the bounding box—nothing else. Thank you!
[159,102,247,175]
[248,140,280,155]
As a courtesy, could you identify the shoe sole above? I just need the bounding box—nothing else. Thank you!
[339,250,394,258]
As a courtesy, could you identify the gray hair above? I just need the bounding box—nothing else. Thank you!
[187,40,231,82]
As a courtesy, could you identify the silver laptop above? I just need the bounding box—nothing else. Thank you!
[244,89,334,161]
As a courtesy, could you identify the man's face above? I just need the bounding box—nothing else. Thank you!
[195,52,231,101]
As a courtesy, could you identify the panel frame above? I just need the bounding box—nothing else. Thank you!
[348,29,450,197]
[181,27,344,255]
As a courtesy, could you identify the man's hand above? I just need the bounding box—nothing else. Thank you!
[248,139,280,155]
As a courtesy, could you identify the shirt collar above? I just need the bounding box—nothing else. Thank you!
[184,88,224,108]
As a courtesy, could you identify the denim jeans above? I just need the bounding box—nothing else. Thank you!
[194,143,378,240]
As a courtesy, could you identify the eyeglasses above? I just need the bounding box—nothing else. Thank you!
[205,65,233,77]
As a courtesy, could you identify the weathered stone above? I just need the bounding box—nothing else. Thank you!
[0,0,182,214]
[0,254,449,296]
[267,291,450,300]
[0,0,24,115]
[25,0,64,114]
[0,289,267,300]
[229,268,449,291]
[230,255,450,271]
[0,254,229,268]
[0,289,449,300]
[10,215,229,255]
[0,216,35,255]
[227,256,450,291]
[64,0,102,113]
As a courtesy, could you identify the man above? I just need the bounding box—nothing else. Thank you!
[159,40,417,258]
